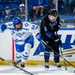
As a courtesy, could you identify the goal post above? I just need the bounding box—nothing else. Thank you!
[12,38,14,63]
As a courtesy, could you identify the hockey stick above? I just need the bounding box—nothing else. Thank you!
[0,57,34,75]
[59,46,67,71]
[41,41,75,70]
[63,60,67,70]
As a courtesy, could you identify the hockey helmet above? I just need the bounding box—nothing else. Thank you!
[13,17,22,30]
[48,9,57,17]
[13,17,22,26]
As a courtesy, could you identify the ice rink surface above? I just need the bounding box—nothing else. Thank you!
[0,65,75,75]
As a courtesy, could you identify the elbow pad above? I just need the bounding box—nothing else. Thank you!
[1,23,7,32]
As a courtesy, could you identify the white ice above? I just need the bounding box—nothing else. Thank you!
[0,65,75,75]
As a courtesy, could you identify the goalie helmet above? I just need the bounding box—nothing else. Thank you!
[48,9,57,17]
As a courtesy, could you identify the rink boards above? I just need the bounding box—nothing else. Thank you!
[0,23,75,65]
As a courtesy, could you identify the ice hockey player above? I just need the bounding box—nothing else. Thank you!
[40,9,62,69]
[0,17,40,68]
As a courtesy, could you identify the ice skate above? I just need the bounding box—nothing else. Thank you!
[13,59,21,65]
[44,62,49,70]
[55,63,61,68]
[20,62,25,68]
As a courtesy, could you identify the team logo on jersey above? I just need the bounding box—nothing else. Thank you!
[16,32,25,38]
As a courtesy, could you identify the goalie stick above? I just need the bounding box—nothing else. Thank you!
[0,57,34,75]
[41,40,75,73]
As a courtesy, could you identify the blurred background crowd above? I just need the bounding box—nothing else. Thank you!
[0,0,75,28]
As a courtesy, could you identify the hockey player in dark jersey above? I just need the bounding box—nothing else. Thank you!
[40,9,62,69]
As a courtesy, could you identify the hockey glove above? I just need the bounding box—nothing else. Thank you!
[53,25,60,32]
[36,33,43,41]
[55,39,62,46]
[0,23,7,32]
